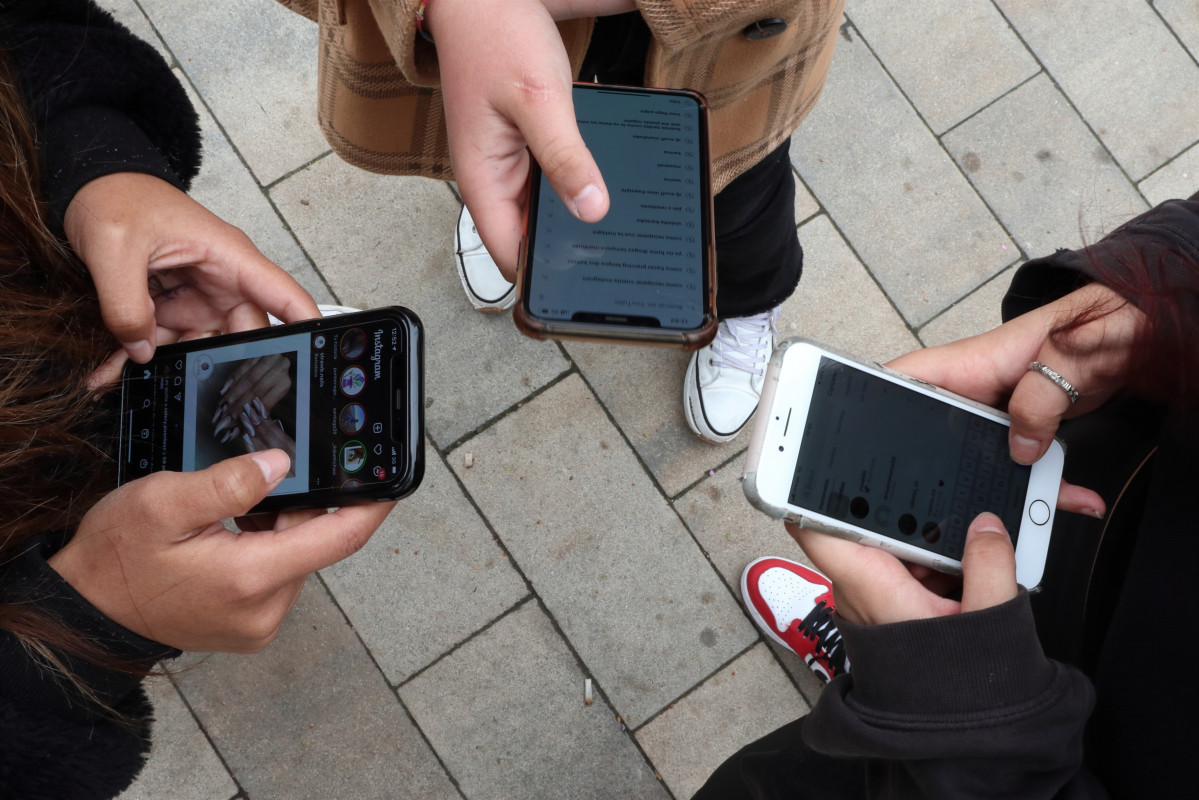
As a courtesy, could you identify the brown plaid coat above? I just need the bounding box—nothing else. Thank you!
[279,0,845,193]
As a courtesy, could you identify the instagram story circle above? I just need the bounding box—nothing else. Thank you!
[340,328,367,360]
[339,403,366,434]
[339,365,366,397]
[341,441,366,473]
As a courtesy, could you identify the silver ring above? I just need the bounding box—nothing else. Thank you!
[1028,361,1080,404]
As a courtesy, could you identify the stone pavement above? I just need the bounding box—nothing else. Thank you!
[105,1,1199,798]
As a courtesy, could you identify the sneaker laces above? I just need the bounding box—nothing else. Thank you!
[796,601,849,676]
[709,307,780,376]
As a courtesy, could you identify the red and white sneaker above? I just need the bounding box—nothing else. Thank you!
[741,556,849,682]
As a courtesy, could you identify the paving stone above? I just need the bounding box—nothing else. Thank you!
[448,375,757,727]
[136,0,328,185]
[847,0,1039,134]
[319,447,529,684]
[918,266,1015,348]
[636,644,809,800]
[116,677,236,800]
[942,74,1147,260]
[399,601,668,800]
[565,215,917,498]
[790,24,1016,325]
[1156,0,1199,55]
[271,160,570,447]
[173,577,458,800]
[1140,143,1199,207]
[997,0,1199,180]
[674,452,832,706]
[180,74,334,306]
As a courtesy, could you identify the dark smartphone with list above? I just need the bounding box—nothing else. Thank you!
[117,306,424,512]
[514,83,717,349]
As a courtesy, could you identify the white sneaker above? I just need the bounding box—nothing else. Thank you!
[683,306,780,443]
[455,204,515,311]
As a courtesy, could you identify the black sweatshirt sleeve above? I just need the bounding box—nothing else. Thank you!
[0,536,181,800]
[0,0,202,232]
[1002,190,1199,321]
[803,591,1104,799]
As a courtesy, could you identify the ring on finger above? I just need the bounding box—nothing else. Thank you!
[1028,361,1080,404]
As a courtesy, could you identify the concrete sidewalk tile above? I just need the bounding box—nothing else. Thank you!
[1157,0,1199,54]
[173,577,458,800]
[116,677,236,800]
[449,375,757,727]
[319,446,529,684]
[137,0,327,185]
[943,74,1147,259]
[179,74,334,305]
[562,341,733,499]
[399,602,668,800]
[271,160,569,447]
[848,0,1039,134]
[917,266,1015,347]
[1140,143,1199,206]
[674,454,833,704]
[783,216,919,362]
[791,25,1015,326]
[636,644,809,800]
[997,0,1199,181]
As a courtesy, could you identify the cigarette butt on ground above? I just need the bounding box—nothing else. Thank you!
[464,452,474,468]
[584,678,593,706]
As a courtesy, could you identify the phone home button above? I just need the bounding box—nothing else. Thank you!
[1029,499,1051,526]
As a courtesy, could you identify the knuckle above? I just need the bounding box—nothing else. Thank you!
[207,462,259,515]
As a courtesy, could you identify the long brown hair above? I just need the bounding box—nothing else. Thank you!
[0,48,123,673]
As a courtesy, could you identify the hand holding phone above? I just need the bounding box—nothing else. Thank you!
[743,338,1065,588]
[118,307,424,512]
[514,83,717,348]
[51,451,395,653]
[787,512,1020,626]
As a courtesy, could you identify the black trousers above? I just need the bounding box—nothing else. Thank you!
[581,13,803,319]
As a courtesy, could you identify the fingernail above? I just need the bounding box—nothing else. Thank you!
[220,377,234,395]
[243,402,261,425]
[211,403,227,424]
[214,416,231,435]
[240,412,256,435]
[253,397,267,418]
[1084,507,1105,519]
[971,512,1007,536]
[124,340,152,363]
[219,430,233,444]
[570,184,605,220]
[250,450,289,483]
[242,433,255,451]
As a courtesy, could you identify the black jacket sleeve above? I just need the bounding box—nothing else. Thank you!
[803,592,1104,799]
[1002,190,1199,322]
[0,0,202,232]
[0,536,181,800]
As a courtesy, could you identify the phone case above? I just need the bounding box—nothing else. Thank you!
[741,337,1066,577]
[513,83,718,351]
[117,307,425,513]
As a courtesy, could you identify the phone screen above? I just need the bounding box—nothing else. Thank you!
[120,318,407,498]
[525,86,709,330]
[789,357,1031,560]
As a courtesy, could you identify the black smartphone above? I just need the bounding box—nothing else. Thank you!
[117,306,424,512]
[514,83,717,349]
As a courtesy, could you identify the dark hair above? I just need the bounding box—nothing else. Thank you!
[0,48,124,678]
